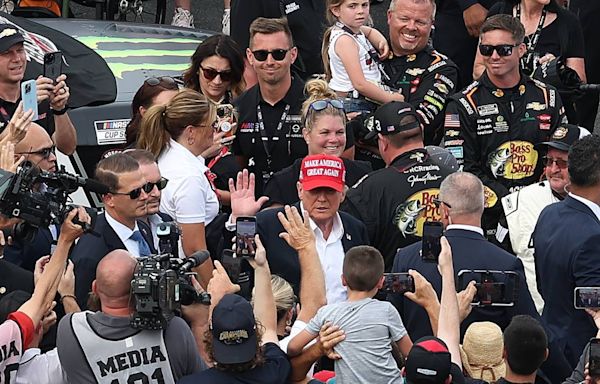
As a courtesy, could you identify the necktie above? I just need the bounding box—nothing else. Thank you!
[130,230,151,257]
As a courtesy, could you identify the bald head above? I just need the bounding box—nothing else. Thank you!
[14,122,50,153]
[94,250,137,305]
[439,172,484,217]
[14,122,56,172]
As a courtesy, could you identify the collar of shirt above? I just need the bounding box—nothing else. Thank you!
[446,224,484,236]
[165,138,208,169]
[300,202,345,243]
[254,76,305,107]
[105,211,140,253]
[569,192,600,221]
[147,214,164,250]
[389,147,429,169]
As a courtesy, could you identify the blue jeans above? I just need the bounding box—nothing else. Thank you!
[343,97,377,114]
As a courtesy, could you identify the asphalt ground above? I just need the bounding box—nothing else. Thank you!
[69,0,392,36]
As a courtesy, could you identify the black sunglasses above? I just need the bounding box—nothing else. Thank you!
[144,76,178,88]
[251,48,290,62]
[432,198,452,209]
[17,145,55,159]
[111,186,146,200]
[310,99,344,112]
[200,66,233,82]
[144,177,169,192]
[478,43,520,57]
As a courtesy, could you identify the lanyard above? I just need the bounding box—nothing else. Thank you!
[334,21,391,82]
[257,103,291,171]
[516,4,547,72]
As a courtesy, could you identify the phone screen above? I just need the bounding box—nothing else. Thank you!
[422,221,443,263]
[236,217,256,258]
[457,270,518,307]
[43,51,62,84]
[590,339,600,377]
[381,273,415,294]
[475,282,505,305]
[574,287,600,309]
[21,80,38,121]
[221,250,241,284]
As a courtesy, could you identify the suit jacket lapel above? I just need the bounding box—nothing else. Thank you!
[565,195,600,225]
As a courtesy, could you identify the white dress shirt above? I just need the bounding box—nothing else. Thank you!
[569,192,600,221]
[446,224,484,236]
[104,211,143,257]
[302,203,347,304]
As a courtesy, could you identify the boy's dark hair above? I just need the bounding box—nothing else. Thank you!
[503,315,548,375]
[568,134,600,187]
[342,246,384,292]
[480,14,525,44]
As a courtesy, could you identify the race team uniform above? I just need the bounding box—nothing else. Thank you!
[384,47,459,145]
[342,148,455,269]
[443,72,566,236]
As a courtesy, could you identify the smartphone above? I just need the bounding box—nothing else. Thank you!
[574,287,600,309]
[216,104,235,137]
[589,338,600,377]
[43,51,62,84]
[20,80,38,121]
[236,216,256,258]
[381,273,415,294]
[421,221,443,263]
[221,249,241,284]
[457,270,518,307]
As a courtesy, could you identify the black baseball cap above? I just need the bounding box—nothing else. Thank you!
[405,336,452,384]
[364,101,421,141]
[537,124,589,152]
[0,25,24,53]
[210,294,257,364]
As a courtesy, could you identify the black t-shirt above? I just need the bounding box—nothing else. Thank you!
[232,77,307,195]
[178,342,291,384]
[263,157,372,207]
[0,97,55,136]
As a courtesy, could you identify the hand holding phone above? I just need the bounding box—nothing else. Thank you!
[380,273,415,294]
[421,221,443,263]
[236,216,257,258]
[43,51,63,84]
[20,80,38,121]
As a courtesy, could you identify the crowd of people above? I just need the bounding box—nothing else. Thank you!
[0,0,600,383]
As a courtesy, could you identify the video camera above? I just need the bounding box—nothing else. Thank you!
[0,161,103,241]
[532,56,600,97]
[130,222,211,330]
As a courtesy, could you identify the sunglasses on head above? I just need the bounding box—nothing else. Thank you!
[111,178,168,199]
[200,66,233,82]
[18,145,55,160]
[144,76,178,88]
[310,99,344,112]
[251,48,290,62]
[478,43,520,57]
[543,156,568,169]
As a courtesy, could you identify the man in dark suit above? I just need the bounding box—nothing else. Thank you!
[390,171,572,382]
[257,154,369,304]
[533,134,600,369]
[71,153,155,308]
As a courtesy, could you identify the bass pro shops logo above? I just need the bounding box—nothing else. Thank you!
[487,141,538,179]
[393,189,442,237]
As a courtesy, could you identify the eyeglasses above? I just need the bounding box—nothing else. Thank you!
[17,146,55,159]
[200,66,233,82]
[309,99,344,112]
[478,43,520,57]
[144,76,178,88]
[111,186,146,199]
[145,177,169,192]
[543,156,568,169]
[432,198,452,209]
[251,48,290,62]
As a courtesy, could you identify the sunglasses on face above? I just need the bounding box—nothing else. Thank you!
[478,43,520,57]
[251,48,290,62]
[309,99,344,112]
[200,66,233,82]
[18,145,55,160]
[144,76,178,88]
[543,156,568,169]
[145,177,169,192]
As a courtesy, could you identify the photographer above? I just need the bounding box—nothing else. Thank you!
[0,24,76,155]
[57,249,204,383]
[0,207,88,377]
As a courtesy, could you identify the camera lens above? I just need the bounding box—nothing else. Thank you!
[25,84,30,92]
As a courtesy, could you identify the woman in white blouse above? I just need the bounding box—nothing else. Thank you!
[138,89,217,286]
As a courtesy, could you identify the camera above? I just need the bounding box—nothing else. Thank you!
[130,223,211,330]
[0,162,102,241]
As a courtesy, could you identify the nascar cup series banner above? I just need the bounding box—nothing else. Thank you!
[0,12,117,108]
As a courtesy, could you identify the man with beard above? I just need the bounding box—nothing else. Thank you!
[498,124,589,313]
[71,153,156,308]
[383,0,459,145]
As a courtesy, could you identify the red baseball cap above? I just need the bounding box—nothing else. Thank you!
[300,154,346,192]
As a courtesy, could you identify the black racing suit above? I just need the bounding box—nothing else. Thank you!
[443,72,566,237]
[341,148,455,270]
[383,47,459,145]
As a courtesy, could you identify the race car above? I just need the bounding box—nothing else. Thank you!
[2,12,212,207]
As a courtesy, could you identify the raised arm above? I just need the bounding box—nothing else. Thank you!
[248,234,278,344]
